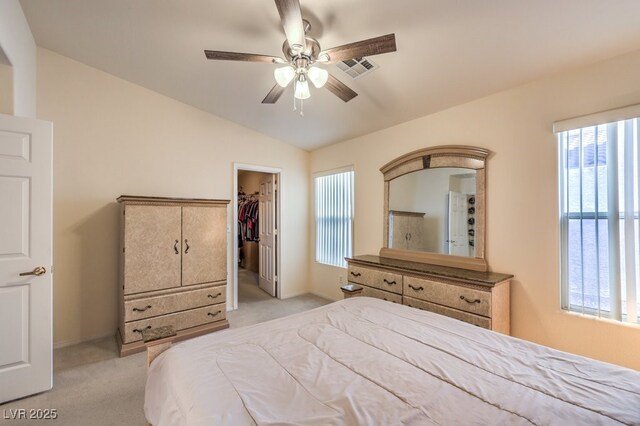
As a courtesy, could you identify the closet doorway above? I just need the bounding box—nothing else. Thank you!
[233,164,281,309]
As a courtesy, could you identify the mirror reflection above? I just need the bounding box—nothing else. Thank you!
[388,167,477,257]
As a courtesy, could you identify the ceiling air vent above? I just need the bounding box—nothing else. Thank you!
[336,57,378,79]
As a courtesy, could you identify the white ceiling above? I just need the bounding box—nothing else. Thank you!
[20,0,640,150]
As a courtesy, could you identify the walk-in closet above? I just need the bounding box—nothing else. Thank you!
[237,170,278,303]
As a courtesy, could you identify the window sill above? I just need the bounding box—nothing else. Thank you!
[558,308,640,330]
[314,261,347,270]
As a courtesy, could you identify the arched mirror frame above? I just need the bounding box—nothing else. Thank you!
[380,145,490,272]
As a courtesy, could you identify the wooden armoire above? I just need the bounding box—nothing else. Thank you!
[116,196,230,356]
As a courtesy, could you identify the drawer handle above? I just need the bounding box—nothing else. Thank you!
[184,239,190,254]
[208,292,222,300]
[383,279,397,286]
[460,295,481,304]
[408,284,424,291]
[174,240,179,254]
[350,272,362,277]
[133,325,152,333]
[132,305,152,312]
[208,310,222,317]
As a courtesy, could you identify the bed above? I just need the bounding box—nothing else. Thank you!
[144,297,640,425]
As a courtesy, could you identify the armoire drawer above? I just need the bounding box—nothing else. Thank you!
[361,286,402,304]
[123,303,226,343]
[124,285,226,322]
[402,296,491,329]
[347,265,402,295]
[404,276,491,317]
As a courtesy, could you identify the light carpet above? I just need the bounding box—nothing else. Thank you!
[0,273,330,425]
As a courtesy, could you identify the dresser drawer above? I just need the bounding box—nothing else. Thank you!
[347,265,402,295]
[124,285,226,322]
[404,276,491,317]
[403,296,491,329]
[123,303,226,343]
[361,286,403,304]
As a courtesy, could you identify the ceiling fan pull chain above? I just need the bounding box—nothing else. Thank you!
[300,98,304,116]
[293,90,297,111]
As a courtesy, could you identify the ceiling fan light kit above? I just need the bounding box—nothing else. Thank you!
[274,66,296,88]
[294,77,311,100]
[307,67,328,88]
[204,0,398,114]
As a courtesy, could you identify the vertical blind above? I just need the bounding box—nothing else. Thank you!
[315,168,354,268]
[557,114,639,324]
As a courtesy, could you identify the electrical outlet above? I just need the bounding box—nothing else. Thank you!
[339,275,344,285]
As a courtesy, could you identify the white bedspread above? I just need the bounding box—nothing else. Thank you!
[145,297,640,425]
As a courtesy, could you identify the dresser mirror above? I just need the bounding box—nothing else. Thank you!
[380,146,490,272]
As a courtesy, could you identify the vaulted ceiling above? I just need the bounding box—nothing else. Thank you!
[20,0,640,150]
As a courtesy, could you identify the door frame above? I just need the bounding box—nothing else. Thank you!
[232,163,282,309]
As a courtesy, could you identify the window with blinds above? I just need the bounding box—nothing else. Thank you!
[556,108,639,324]
[314,168,354,268]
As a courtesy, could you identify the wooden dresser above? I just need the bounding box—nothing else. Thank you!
[116,196,230,356]
[346,255,513,334]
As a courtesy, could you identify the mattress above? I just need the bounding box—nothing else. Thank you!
[145,297,640,425]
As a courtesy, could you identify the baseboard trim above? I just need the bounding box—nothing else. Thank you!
[309,291,340,302]
[280,289,312,299]
[53,331,116,349]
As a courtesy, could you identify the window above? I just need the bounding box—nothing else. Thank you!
[556,106,640,324]
[314,167,354,268]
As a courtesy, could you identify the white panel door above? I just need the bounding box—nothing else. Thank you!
[447,191,469,256]
[0,114,53,403]
[258,175,276,297]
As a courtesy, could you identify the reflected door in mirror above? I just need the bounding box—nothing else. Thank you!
[447,191,470,256]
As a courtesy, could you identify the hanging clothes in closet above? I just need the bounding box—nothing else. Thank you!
[238,193,259,243]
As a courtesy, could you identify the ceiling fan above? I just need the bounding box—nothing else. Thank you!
[204,0,397,109]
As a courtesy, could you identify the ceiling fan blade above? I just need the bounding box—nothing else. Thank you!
[325,74,358,103]
[204,50,284,63]
[262,84,287,104]
[274,0,307,53]
[319,34,396,63]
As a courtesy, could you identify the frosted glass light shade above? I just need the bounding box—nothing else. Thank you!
[294,79,310,99]
[274,66,295,87]
[307,67,328,88]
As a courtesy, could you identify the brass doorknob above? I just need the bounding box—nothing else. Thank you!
[19,266,46,277]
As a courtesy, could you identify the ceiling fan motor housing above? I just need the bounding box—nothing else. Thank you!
[283,36,321,62]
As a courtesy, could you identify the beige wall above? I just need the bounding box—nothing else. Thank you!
[310,49,640,370]
[37,48,310,347]
[238,171,270,195]
[0,0,36,117]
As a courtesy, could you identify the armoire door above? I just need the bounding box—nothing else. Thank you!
[124,205,182,294]
[406,218,425,251]
[182,206,226,286]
